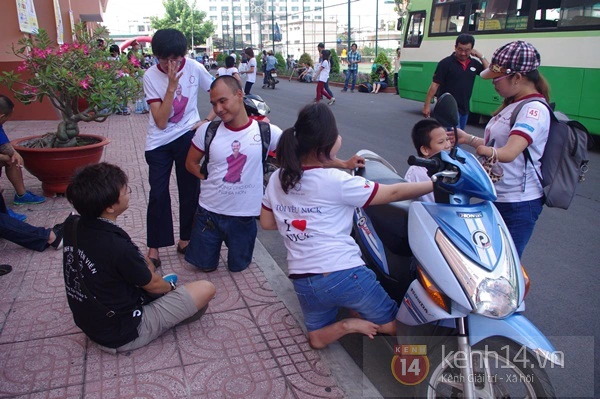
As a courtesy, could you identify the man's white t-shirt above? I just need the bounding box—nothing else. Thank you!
[217,66,239,77]
[246,58,257,83]
[262,168,379,274]
[483,94,550,202]
[191,119,282,216]
[143,58,214,151]
[318,60,330,82]
[404,166,434,202]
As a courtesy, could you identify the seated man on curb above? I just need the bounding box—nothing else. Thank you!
[0,95,46,221]
[0,185,64,251]
[63,162,215,353]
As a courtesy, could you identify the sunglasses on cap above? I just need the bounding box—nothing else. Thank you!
[489,64,513,75]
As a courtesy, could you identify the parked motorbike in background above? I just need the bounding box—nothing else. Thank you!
[352,94,559,397]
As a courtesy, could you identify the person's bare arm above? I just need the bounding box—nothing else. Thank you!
[141,270,174,294]
[422,82,440,118]
[322,154,365,170]
[186,144,206,179]
[150,60,182,129]
[370,181,434,205]
[476,135,529,163]
[259,207,278,230]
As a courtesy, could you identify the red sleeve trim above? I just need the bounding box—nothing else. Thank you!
[509,130,533,145]
[363,182,380,208]
[191,141,204,153]
[147,98,162,104]
[261,204,272,212]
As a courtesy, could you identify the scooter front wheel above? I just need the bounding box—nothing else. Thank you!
[414,337,556,398]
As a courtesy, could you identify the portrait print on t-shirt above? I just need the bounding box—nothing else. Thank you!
[223,140,248,183]
[169,84,189,124]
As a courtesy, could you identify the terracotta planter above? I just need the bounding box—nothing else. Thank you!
[11,134,110,197]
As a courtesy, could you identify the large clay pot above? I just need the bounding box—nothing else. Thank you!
[11,134,110,196]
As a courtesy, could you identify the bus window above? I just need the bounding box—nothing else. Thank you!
[405,11,427,47]
[431,2,467,33]
[557,0,600,27]
[474,0,531,31]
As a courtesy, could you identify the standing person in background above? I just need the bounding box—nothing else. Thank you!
[142,28,216,268]
[342,43,361,93]
[422,34,488,129]
[340,47,347,66]
[242,47,257,94]
[450,41,549,257]
[315,50,335,105]
[317,43,334,99]
[393,47,402,95]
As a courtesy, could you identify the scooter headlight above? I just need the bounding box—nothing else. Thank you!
[435,227,519,319]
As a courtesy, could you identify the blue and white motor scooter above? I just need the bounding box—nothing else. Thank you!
[352,94,560,398]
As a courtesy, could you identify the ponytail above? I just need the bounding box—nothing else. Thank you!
[277,127,303,194]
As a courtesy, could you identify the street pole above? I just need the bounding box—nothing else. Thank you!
[232,0,236,52]
[286,0,288,57]
[375,0,378,58]
[302,0,305,55]
[322,1,325,47]
[347,0,351,52]
[272,0,275,53]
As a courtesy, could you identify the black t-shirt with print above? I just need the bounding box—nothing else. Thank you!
[63,216,152,348]
[433,54,484,115]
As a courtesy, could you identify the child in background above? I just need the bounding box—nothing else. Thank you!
[404,119,451,202]
[260,103,433,349]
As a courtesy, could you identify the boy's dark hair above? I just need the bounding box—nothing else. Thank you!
[151,29,187,59]
[66,163,128,219]
[244,47,254,58]
[0,95,15,115]
[456,33,475,47]
[411,119,443,157]
[225,56,235,68]
[109,44,120,56]
[317,42,325,49]
[211,75,242,93]
[277,103,339,194]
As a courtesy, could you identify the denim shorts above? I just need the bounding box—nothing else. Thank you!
[185,206,257,272]
[292,266,398,331]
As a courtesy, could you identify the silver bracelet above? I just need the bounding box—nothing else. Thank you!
[469,135,477,146]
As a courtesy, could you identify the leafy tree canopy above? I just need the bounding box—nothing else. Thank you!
[151,0,215,48]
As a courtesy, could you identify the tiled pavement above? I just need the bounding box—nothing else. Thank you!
[0,113,382,398]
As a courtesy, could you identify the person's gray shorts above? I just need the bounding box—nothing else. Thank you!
[98,286,197,354]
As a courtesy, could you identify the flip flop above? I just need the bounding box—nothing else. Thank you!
[149,258,162,269]
[176,244,187,255]
[0,265,13,276]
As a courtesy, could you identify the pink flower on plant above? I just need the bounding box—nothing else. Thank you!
[79,78,90,89]
[17,61,28,72]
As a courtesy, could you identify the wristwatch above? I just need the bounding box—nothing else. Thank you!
[169,281,177,291]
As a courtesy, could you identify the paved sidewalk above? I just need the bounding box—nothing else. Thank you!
[0,113,382,398]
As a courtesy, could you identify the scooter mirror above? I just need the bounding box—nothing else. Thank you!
[432,93,459,128]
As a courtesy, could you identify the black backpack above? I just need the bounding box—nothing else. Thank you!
[510,99,592,209]
[199,120,271,179]
[358,82,372,93]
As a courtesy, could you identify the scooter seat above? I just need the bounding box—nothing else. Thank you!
[357,161,412,256]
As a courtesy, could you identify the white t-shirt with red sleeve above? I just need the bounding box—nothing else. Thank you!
[483,94,550,202]
[143,58,214,151]
[191,119,282,217]
[262,168,379,274]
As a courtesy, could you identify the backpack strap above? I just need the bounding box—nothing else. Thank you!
[257,121,271,174]
[510,98,555,186]
[199,121,222,178]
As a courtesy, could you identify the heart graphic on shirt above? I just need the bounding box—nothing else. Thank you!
[291,219,307,231]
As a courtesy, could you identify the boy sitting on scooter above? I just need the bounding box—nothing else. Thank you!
[404,119,451,202]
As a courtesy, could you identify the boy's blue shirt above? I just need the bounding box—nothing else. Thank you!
[0,125,9,146]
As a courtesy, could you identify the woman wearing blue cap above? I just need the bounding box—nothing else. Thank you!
[452,41,551,257]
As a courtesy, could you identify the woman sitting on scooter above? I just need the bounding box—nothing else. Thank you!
[260,103,433,349]
[451,41,550,258]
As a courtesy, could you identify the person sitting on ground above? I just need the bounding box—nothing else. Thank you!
[404,119,451,202]
[260,103,434,349]
[217,56,242,85]
[0,183,64,251]
[299,63,314,83]
[0,95,46,222]
[62,162,216,353]
[371,64,390,94]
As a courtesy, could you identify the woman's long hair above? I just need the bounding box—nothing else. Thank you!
[277,103,339,193]
[494,70,551,115]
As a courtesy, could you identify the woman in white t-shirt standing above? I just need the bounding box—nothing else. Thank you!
[314,50,335,105]
[216,56,242,85]
[260,103,433,349]
[241,47,257,95]
[452,41,550,258]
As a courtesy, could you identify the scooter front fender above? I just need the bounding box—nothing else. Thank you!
[468,313,563,367]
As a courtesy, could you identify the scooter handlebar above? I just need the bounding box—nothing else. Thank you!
[407,155,442,176]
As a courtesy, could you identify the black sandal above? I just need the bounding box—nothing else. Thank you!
[0,265,13,276]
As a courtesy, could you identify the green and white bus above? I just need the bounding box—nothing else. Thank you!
[398,0,600,136]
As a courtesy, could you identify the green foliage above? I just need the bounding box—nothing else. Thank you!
[216,52,226,64]
[150,0,215,49]
[298,53,313,67]
[0,24,142,147]
[275,52,286,73]
[329,49,340,74]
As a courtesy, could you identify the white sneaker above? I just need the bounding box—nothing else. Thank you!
[328,98,336,105]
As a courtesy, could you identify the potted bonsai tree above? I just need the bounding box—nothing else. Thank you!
[0,23,142,195]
